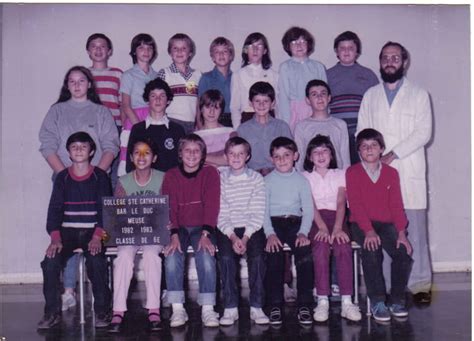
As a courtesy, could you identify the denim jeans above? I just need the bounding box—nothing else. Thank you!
[351,221,412,304]
[63,253,79,289]
[217,228,266,308]
[265,216,314,308]
[165,226,217,305]
[41,228,111,315]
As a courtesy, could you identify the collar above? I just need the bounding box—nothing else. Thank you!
[212,66,232,79]
[274,168,296,177]
[170,63,194,78]
[145,115,169,129]
[291,57,309,64]
[178,163,203,178]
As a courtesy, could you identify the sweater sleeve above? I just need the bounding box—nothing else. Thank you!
[39,105,60,160]
[263,177,275,236]
[244,175,266,238]
[202,167,220,228]
[340,120,351,169]
[345,166,373,233]
[388,168,408,232]
[294,124,305,171]
[230,71,243,129]
[217,175,234,237]
[98,105,120,157]
[277,62,291,124]
[298,176,314,236]
[46,171,66,238]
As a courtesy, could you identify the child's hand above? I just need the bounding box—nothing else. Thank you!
[240,235,250,254]
[314,228,331,243]
[396,231,413,255]
[88,235,102,256]
[164,234,182,256]
[265,234,282,253]
[197,234,216,256]
[363,230,381,251]
[295,233,310,247]
[230,233,243,254]
[45,240,63,258]
[331,229,350,245]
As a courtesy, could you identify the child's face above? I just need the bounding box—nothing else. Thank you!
[225,144,249,172]
[250,94,274,118]
[131,142,157,171]
[246,39,266,65]
[201,103,222,125]
[310,146,331,170]
[87,38,111,64]
[180,141,202,172]
[148,89,169,115]
[306,85,331,113]
[336,40,358,66]
[67,71,90,101]
[211,45,233,68]
[271,147,298,173]
[289,36,308,59]
[135,43,154,64]
[359,139,384,164]
[68,141,93,163]
[170,40,192,66]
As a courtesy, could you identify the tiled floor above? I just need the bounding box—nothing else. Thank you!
[0,272,470,340]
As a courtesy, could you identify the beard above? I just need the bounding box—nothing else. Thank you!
[380,64,404,83]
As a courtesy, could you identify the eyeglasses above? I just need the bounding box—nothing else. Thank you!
[290,39,308,46]
[247,43,265,51]
[381,55,402,64]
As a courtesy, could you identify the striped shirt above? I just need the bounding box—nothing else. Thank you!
[90,67,123,126]
[217,167,265,238]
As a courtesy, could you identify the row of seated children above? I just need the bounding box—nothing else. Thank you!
[38,125,412,330]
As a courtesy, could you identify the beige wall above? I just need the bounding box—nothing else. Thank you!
[0,4,470,282]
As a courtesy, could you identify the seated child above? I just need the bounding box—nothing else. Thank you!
[198,36,235,128]
[294,79,350,171]
[109,138,166,333]
[346,128,413,322]
[237,81,292,176]
[158,33,201,134]
[263,137,314,325]
[195,89,236,167]
[217,136,269,326]
[126,78,185,173]
[37,132,111,330]
[302,135,361,322]
[161,134,220,328]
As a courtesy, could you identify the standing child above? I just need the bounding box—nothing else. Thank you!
[126,78,185,173]
[302,135,361,322]
[37,132,111,329]
[158,33,201,135]
[119,33,158,176]
[161,134,220,328]
[217,136,269,326]
[195,89,236,167]
[237,82,292,176]
[230,32,279,128]
[198,37,235,128]
[278,26,327,132]
[346,128,412,322]
[263,137,314,325]
[294,79,350,171]
[109,138,166,333]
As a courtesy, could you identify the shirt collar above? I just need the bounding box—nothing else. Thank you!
[145,115,169,129]
[170,62,194,78]
[361,161,382,183]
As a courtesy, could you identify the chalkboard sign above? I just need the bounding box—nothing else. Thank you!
[102,195,170,246]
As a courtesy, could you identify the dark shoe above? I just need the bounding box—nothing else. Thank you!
[389,303,409,317]
[37,313,61,329]
[95,312,111,328]
[413,292,431,305]
[108,314,124,333]
[269,307,282,325]
[148,313,163,331]
[297,306,313,325]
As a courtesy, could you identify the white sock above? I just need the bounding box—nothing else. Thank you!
[172,303,184,311]
[226,307,239,313]
[318,295,329,302]
[202,304,214,312]
[341,295,352,304]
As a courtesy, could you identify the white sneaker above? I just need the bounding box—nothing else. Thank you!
[219,308,239,326]
[61,292,76,311]
[170,309,188,327]
[341,301,362,321]
[250,307,270,325]
[313,299,329,322]
[202,309,219,327]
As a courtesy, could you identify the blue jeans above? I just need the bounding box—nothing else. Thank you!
[165,226,216,305]
[63,253,79,289]
[217,228,266,308]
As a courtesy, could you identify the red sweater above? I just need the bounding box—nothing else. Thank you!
[162,164,220,229]
[346,163,407,233]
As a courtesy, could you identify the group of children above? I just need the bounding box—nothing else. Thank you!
[37,27,413,331]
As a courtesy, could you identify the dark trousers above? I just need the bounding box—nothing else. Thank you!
[217,228,266,308]
[265,217,314,308]
[41,228,110,315]
[351,222,412,304]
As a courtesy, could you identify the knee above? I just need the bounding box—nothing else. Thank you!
[313,241,330,257]
[41,256,61,274]
[333,243,352,258]
[197,251,216,275]
[114,253,135,270]
[165,252,183,272]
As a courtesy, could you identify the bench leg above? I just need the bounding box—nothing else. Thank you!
[78,254,85,324]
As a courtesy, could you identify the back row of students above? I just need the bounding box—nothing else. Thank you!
[38,64,412,330]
